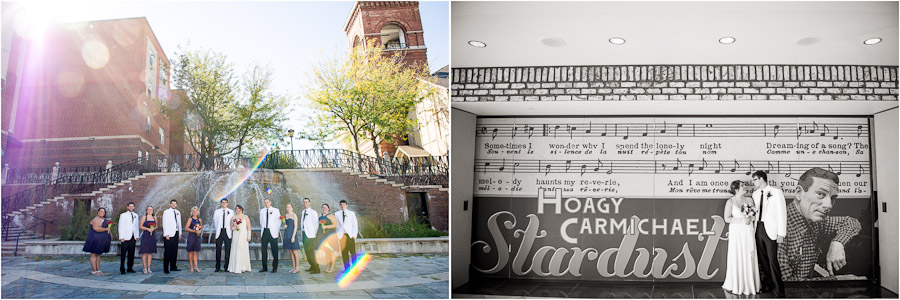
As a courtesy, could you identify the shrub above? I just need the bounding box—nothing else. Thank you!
[358,216,447,238]
[59,201,91,241]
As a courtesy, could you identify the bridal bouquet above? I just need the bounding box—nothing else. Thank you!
[280,215,286,224]
[193,223,202,231]
[147,221,156,235]
[233,218,242,231]
[740,203,758,220]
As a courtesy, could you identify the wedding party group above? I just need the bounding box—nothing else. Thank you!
[81,197,360,277]
[721,167,861,297]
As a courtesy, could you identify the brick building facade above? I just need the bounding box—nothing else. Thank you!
[343,1,430,158]
[1,15,191,168]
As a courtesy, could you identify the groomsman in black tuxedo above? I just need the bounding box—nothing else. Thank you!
[118,202,140,274]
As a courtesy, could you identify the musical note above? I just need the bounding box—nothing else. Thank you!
[513,162,520,175]
[688,161,696,176]
[730,160,739,173]
[566,125,577,139]
[746,162,755,176]
[796,125,804,138]
[601,124,608,137]
[767,161,775,174]
[673,158,683,171]
[642,124,648,137]
[856,165,863,177]
[544,163,552,176]
[659,121,667,134]
[491,128,498,140]
[594,160,602,172]
[483,162,490,174]
[821,124,829,137]
[773,125,780,137]
[699,158,708,171]
[585,122,592,134]
[565,160,572,173]
[833,126,839,140]
[511,125,518,138]
[527,126,535,138]
[580,164,587,176]
[705,124,713,128]
[828,163,842,176]
[810,122,818,135]
[606,162,613,175]
[784,162,791,178]
[498,158,506,172]
[716,161,724,174]
[857,125,863,138]
[622,126,629,140]
[480,127,487,136]
[676,123,683,136]
[553,125,561,138]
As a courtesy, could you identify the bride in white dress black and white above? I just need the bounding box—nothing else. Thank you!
[722,180,761,295]
[228,205,252,273]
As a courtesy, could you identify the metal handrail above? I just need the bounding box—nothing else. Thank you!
[12,220,52,256]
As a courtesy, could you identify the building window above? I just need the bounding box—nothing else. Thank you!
[146,116,151,132]
[159,128,165,145]
[146,37,157,99]
[380,23,406,50]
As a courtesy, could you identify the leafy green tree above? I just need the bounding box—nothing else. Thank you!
[305,41,433,155]
[157,47,288,170]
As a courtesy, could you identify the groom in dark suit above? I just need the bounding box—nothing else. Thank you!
[752,171,787,298]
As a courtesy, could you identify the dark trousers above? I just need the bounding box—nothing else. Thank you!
[756,223,785,297]
[340,234,356,270]
[302,232,320,272]
[119,237,136,272]
[260,229,278,271]
[215,229,232,270]
[163,232,179,271]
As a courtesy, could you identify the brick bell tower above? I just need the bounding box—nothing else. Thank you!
[343,1,429,157]
[344,1,428,69]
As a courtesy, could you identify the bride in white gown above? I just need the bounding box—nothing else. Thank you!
[228,205,252,273]
[722,181,761,295]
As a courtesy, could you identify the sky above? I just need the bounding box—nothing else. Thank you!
[20,0,450,150]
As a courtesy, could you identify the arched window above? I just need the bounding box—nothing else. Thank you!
[352,35,363,49]
[380,23,406,50]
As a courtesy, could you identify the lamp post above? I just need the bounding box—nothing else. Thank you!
[287,129,294,153]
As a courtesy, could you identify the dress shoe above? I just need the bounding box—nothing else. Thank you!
[215,269,222,273]
[164,270,170,274]
[271,270,277,273]
[310,270,320,274]
[120,270,126,275]
[259,269,268,272]
[127,269,136,273]
[171,268,182,272]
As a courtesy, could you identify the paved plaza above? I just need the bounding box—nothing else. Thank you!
[1,254,448,298]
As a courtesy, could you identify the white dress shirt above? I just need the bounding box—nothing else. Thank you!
[117,211,140,240]
[258,207,281,238]
[162,208,182,238]
[754,185,787,241]
[334,210,359,241]
[300,208,318,238]
[213,208,235,239]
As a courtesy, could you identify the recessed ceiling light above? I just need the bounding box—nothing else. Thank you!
[609,37,625,45]
[541,37,566,47]
[718,36,736,44]
[863,37,882,45]
[797,37,820,46]
[468,40,486,48]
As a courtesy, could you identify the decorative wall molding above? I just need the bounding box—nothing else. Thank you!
[451,65,899,102]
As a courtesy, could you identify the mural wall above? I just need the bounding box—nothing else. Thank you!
[471,116,873,282]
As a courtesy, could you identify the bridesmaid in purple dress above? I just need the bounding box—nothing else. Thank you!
[185,206,203,272]
[139,206,158,273]
[82,207,112,275]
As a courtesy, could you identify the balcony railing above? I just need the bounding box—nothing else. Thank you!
[2,149,448,217]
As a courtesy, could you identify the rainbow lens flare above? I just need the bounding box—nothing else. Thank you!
[336,253,372,289]
[266,188,272,194]
[211,145,272,201]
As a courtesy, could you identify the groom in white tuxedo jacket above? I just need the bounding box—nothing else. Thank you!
[752,171,787,298]
[300,198,320,274]
[162,199,183,273]
[118,202,140,274]
[213,198,235,272]
[334,199,359,270]
[259,198,281,272]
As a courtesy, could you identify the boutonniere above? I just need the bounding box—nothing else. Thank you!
[269,211,273,215]
[766,191,772,199]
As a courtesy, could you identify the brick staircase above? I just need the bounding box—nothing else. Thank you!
[340,169,447,190]
[1,227,41,256]
[4,174,150,220]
